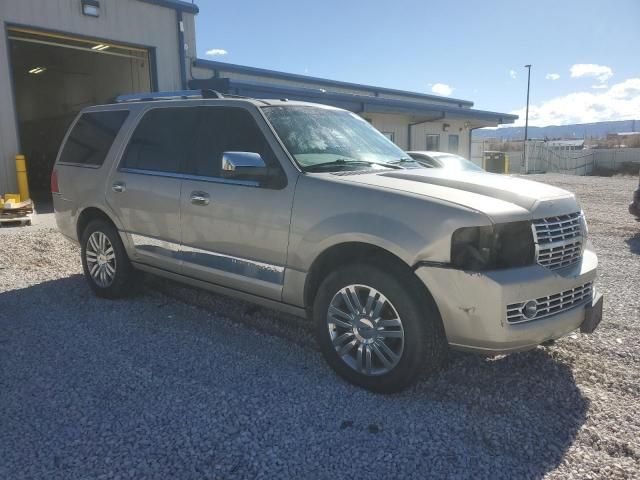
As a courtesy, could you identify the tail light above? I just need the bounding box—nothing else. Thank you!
[51,169,59,193]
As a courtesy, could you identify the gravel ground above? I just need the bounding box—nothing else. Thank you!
[1,173,638,479]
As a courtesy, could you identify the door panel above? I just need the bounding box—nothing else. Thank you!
[178,106,295,300]
[106,171,182,271]
[180,179,294,299]
[105,106,197,272]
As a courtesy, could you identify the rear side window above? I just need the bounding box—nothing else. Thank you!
[59,111,128,166]
[120,108,198,173]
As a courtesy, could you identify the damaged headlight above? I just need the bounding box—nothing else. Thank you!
[450,221,535,271]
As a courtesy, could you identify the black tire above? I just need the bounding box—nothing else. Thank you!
[313,263,447,393]
[80,219,135,299]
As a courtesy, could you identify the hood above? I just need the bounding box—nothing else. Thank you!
[330,169,579,222]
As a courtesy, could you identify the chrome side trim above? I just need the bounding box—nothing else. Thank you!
[56,162,102,169]
[118,167,260,187]
[181,244,285,285]
[127,232,284,285]
[130,233,180,258]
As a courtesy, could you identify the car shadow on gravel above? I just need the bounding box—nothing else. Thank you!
[412,349,589,475]
[626,232,640,254]
[146,277,591,477]
[1,275,589,478]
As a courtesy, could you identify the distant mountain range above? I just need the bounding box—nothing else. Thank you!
[474,119,640,141]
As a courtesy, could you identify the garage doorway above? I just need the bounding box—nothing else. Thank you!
[7,27,153,196]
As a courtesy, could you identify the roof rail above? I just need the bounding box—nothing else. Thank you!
[114,89,225,103]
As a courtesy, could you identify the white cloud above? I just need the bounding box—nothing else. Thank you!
[591,84,608,89]
[545,73,560,80]
[570,63,613,83]
[431,83,453,96]
[506,77,640,127]
[509,69,517,79]
[205,48,228,56]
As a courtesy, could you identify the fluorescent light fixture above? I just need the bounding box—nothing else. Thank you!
[91,44,110,51]
[82,0,100,17]
[28,67,46,74]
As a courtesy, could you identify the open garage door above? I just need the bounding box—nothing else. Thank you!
[7,28,153,196]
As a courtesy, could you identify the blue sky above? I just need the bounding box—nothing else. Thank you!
[195,0,640,126]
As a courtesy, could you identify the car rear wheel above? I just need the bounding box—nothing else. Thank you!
[81,219,135,299]
[314,263,447,393]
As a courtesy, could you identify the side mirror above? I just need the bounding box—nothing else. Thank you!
[221,151,284,188]
[222,151,266,171]
[222,151,267,177]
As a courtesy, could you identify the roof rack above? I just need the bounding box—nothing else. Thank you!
[114,89,227,103]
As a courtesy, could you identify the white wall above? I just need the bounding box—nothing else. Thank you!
[409,119,470,156]
[357,113,472,156]
[0,0,196,193]
[362,113,411,150]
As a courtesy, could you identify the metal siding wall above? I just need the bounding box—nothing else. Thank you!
[182,11,197,71]
[0,26,15,193]
[409,120,471,156]
[362,113,411,150]
[0,0,189,193]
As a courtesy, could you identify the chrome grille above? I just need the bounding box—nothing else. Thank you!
[506,282,593,324]
[533,212,584,270]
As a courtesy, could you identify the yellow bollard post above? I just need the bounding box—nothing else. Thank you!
[15,154,30,202]
[504,153,510,174]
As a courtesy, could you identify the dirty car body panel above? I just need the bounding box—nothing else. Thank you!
[53,97,602,365]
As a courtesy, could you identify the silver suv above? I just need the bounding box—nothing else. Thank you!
[53,90,603,392]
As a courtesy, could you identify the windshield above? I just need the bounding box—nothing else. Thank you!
[262,105,410,171]
[433,154,484,172]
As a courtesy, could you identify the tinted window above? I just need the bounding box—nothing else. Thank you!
[59,111,128,166]
[121,108,198,173]
[186,107,278,178]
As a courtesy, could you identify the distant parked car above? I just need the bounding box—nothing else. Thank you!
[407,151,484,172]
[630,172,640,219]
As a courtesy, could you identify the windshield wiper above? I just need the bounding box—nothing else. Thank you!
[305,159,402,172]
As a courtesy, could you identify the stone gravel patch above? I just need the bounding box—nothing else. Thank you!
[0,173,638,479]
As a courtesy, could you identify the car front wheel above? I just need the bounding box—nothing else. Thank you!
[314,263,446,393]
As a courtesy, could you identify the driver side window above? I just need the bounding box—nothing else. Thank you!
[185,107,281,180]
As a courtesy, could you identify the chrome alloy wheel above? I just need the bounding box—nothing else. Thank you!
[85,231,116,288]
[327,284,405,376]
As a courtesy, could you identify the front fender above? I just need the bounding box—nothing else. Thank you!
[287,175,489,272]
[287,212,423,270]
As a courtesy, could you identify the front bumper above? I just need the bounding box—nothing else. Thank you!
[415,248,601,355]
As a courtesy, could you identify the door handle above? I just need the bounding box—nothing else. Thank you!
[190,191,210,206]
[112,182,126,193]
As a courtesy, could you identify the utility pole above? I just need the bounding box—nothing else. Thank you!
[524,64,532,173]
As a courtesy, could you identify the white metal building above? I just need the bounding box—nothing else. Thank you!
[0,0,516,195]
[0,0,199,195]
[189,60,518,160]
